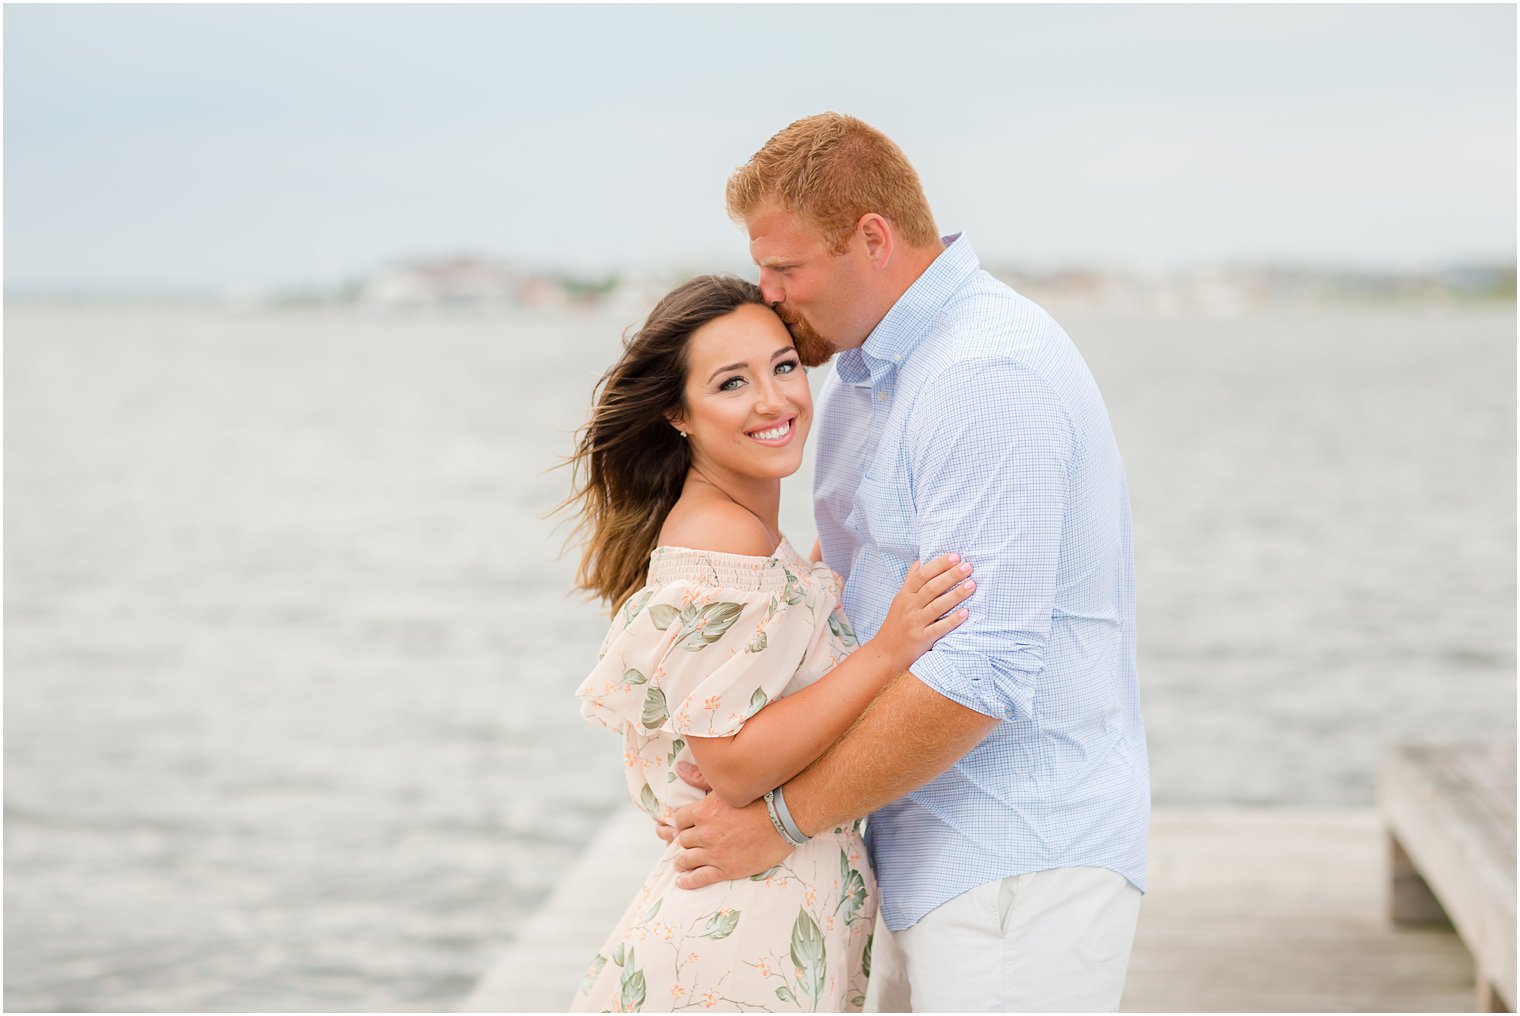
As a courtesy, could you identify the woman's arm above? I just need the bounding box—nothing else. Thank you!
[685,554,974,807]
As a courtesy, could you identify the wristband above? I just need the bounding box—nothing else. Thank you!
[763,788,808,847]
[769,785,811,845]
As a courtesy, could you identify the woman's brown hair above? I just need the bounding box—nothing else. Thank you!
[558,275,768,611]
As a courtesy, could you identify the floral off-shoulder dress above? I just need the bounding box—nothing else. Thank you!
[571,538,877,1013]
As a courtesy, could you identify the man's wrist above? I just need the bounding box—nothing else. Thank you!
[770,786,811,843]
[763,788,808,846]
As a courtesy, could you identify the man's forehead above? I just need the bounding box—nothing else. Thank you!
[746,208,820,262]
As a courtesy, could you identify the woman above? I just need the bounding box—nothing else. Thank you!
[560,275,974,1013]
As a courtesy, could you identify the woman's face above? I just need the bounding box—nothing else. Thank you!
[672,303,812,483]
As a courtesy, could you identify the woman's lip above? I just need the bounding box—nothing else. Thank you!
[746,416,797,445]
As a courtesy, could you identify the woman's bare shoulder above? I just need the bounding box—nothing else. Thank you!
[658,496,777,557]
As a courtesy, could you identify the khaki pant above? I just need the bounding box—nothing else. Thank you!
[865,866,1142,1013]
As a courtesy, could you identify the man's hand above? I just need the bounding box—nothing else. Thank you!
[670,791,791,890]
[655,761,712,845]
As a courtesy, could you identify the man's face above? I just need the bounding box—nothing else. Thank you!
[745,204,873,367]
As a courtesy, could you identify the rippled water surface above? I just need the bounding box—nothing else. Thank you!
[5,302,1514,1011]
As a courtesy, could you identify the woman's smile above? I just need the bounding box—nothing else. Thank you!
[746,416,796,446]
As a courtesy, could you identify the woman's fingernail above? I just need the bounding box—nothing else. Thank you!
[960,562,972,573]
[947,553,960,563]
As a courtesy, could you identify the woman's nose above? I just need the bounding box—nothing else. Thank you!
[753,376,787,414]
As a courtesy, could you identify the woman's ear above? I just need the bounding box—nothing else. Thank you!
[665,411,688,439]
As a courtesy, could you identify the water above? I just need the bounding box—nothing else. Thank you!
[5,301,1514,1011]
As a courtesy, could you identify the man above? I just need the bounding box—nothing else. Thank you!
[667,112,1149,1012]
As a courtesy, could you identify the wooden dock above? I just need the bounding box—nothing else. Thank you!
[462,808,1477,1013]
[1380,741,1516,1011]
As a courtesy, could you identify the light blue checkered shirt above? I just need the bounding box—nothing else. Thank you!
[813,233,1150,931]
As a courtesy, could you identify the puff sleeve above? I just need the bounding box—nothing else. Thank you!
[576,548,826,741]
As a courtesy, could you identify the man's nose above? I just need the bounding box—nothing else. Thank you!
[758,269,784,306]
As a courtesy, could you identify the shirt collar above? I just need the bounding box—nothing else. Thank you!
[834,232,978,386]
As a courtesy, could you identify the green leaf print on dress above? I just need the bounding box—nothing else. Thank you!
[640,687,668,729]
[790,908,826,1009]
[746,688,769,718]
[780,567,807,606]
[827,609,859,648]
[618,946,647,1012]
[700,908,741,940]
[621,589,654,625]
[618,668,647,688]
[837,849,868,925]
[647,603,680,631]
[578,954,607,996]
[675,602,745,651]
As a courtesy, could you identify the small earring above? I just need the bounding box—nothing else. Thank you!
[678,430,687,438]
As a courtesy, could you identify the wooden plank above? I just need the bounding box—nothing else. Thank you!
[1391,833,1453,925]
[460,808,1479,1013]
[1380,742,1517,1011]
[1122,808,1473,1013]
[459,808,666,1013]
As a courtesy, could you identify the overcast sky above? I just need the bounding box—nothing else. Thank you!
[5,3,1515,294]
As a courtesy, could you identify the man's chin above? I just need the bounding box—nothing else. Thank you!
[789,322,837,368]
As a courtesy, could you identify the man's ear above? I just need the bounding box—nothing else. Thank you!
[857,213,893,269]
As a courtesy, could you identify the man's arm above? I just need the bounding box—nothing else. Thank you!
[786,670,997,832]
[670,669,994,888]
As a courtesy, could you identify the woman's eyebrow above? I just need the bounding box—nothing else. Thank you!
[705,349,792,384]
[706,360,747,383]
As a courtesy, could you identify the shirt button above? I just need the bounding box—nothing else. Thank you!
[876,392,887,402]
[893,354,902,362]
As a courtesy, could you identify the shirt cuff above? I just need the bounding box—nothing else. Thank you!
[907,650,1022,721]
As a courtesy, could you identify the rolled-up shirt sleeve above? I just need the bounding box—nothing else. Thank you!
[903,356,1075,720]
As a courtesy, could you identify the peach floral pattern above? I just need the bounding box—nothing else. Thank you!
[572,538,872,1012]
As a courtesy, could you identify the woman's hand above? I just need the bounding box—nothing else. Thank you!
[871,554,974,673]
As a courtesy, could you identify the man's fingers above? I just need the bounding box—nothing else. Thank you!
[672,846,712,873]
[654,822,677,844]
[676,827,701,849]
[672,803,697,832]
[675,865,728,891]
[674,760,713,793]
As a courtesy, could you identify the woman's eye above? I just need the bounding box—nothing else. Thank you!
[775,359,800,375]
[718,376,744,391]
